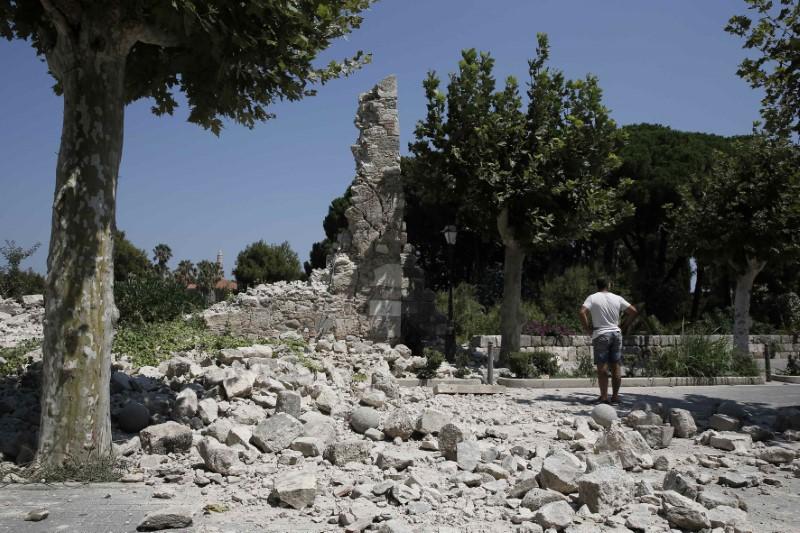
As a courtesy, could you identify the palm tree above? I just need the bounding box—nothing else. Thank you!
[174,260,196,286]
[152,244,173,278]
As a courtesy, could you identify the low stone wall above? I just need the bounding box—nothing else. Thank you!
[470,334,799,373]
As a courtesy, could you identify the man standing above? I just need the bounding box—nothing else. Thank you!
[579,279,637,404]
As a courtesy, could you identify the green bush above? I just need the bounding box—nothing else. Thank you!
[113,316,267,368]
[234,240,303,288]
[115,273,205,324]
[0,339,41,376]
[417,348,444,379]
[572,352,595,378]
[509,350,559,378]
[645,335,758,378]
[782,354,800,376]
[539,265,622,331]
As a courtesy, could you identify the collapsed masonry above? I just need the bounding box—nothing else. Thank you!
[204,76,443,344]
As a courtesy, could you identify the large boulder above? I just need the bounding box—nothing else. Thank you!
[456,441,481,472]
[709,432,752,453]
[635,424,674,449]
[118,401,150,433]
[533,500,575,530]
[756,446,795,464]
[136,508,192,531]
[222,371,255,399]
[371,371,400,399]
[661,490,710,531]
[591,404,618,429]
[383,409,415,440]
[350,407,381,434]
[275,390,302,419]
[416,409,448,435]
[593,423,653,470]
[376,448,414,471]
[174,388,198,419]
[520,488,568,511]
[196,437,240,475]
[539,450,584,494]
[251,413,303,452]
[577,467,633,515]
[272,470,317,509]
[140,421,192,454]
[669,408,697,438]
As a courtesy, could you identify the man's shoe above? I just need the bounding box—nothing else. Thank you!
[609,396,620,404]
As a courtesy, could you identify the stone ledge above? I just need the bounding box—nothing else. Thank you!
[769,374,800,384]
[496,375,766,389]
[433,383,506,395]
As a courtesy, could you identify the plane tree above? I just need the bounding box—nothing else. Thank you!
[1,0,371,466]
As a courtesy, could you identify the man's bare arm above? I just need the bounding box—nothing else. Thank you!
[579,306,592,335]
[621,305,638,330]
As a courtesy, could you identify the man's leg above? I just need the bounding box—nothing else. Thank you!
[610,362,622,402]
[597,363,609,401]
[610,332,623,402]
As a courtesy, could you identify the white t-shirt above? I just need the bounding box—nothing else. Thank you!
[582,291,631,339]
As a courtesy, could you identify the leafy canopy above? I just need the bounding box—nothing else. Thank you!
[1,0,373,134]
[726,0,800,137]
[234,240,302,287]
[672,133,800,271]
[408,34,629,248]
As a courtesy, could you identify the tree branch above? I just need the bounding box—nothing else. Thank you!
[39,0,72,40]
[122,22,182,52]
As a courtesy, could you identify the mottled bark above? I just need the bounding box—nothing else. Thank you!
[732,258,766,356]
[38,30,126,465]
[498,208,525,361]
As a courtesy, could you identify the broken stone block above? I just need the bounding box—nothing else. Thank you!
[383,409,415,440]
[222,371,255,399]
[360,390,386,408]
[624,409,663,427]
[275,390,302,419]
[635,424,674,449]
[371,371,400,399]
[475,462,510,480]
[663,469,699,500]
[456,441,481,472]
[756,446,795,464]
[706,504,749,529]
[539,450,584,494]
[197,437,240,476]
[140,421,192,454]
[593,423,653,470]
[670,408,698,438]
[533,500,575,530]
[416,408,449,435]
[136,508,193,531]
[290,437,324,457]
[173,388,198,419]
[197,398,218,424]
[661,490,710,531]
[272,470,317,509]
[324,440,372,466]
[250,413,303,453]
[709,413,741,432]
[577,466,633,515]
[507,474,539,498]
[520,488,568,511]
[376,448,414,471]
[709,432,752,453]
[438,423,471,461]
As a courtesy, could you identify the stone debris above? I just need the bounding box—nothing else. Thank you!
[23,509,48,522]
[0,292,790,531]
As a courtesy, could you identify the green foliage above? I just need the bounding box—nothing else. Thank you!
[234,240,302,288]
[539,265,624,330]
[113,230,151,283]
[508,350,559,378]
[417,348,444,379]
[113,316,265,368]
[174,259,197,286]
[352,372,367,383]
[783,354,800,376]
[0,339,40,376]
[673,134,800,275]
[0,240,44,300]
[195,260,223,300]
[726,0,800,136]
[305,187,352,274]
[115,273,204,325]
[2,0,373,134]
[644,336,758,378]
[572,352,595,378]
[152,243,173,277]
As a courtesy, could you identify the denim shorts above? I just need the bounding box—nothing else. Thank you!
[592,331,622,365]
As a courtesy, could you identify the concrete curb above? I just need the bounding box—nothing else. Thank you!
[395,378,482,388]
[496,376,766,389]
[770,374,800,384]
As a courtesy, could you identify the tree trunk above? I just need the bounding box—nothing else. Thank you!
[732,258,766,356]
[38,44,127,466]
[497,208,525,361]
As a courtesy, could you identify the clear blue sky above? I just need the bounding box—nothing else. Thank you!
[0,0,762,276]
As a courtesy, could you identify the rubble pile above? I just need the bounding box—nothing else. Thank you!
[0,294,44,348]
[1,309,799,531]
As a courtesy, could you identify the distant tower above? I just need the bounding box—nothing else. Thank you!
[216,249,224,274]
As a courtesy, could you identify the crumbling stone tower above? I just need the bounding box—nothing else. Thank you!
[330,76,406,342]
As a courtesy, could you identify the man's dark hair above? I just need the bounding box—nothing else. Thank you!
[596,278,609,291]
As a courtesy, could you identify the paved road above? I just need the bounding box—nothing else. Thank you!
[0,383,798,533]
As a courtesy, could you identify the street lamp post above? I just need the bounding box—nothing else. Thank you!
[443,225,457,362]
